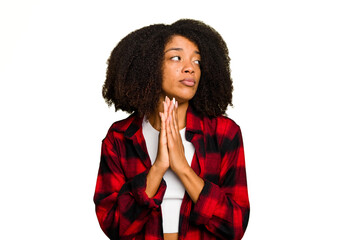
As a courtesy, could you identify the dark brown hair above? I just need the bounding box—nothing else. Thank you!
[102,19,233,117]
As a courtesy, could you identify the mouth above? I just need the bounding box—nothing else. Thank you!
[180,78,196,87]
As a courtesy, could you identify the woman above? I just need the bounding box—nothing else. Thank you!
[94,19,250,240]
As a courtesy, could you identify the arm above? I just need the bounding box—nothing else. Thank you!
[93,132,166,239]
[190,123,250,239]
[145,101,170,198]
[166,100,249,238]
[165,99,204,203]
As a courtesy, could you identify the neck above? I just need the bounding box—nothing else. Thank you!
[148,99,189,131]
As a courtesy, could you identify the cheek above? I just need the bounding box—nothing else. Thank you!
[164,64,178,75]
[169,64,179,74]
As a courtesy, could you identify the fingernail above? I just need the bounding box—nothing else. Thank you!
[172,98,175,105]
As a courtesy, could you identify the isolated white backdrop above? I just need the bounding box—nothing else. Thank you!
[1,0,359,239]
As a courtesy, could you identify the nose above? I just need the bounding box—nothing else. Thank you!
[183,60,195,74]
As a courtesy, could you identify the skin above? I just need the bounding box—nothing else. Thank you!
[145,35,205,240]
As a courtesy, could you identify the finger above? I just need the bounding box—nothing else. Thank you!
[167,101,173,129]
[174,101,184,151]
[175,101,181,132]
[169,98,174,113]
[169,99,178,132]
[165,96,170,115]
[168,104,177,139]
[159,112,166,140]
[172,102,179,133]
[163,97,168,120]
[166,113,174,147]
[175,100,179,122]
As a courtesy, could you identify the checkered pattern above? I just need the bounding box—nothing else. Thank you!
[94,105,250,239]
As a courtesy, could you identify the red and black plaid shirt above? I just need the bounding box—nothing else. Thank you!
[94,105,250,239]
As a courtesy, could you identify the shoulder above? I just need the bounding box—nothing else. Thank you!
[204,115,241,136]
[108,114,137,132]
[215,115,239,129]
[187,105,240,134]
[104,114,140,141]
[201,115,243,152]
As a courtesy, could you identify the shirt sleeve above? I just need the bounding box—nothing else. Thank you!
[190,122,250,239]
[93,131,166,239]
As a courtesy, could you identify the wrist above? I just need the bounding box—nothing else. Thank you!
[146,163,167,198]
[152,160,168,175]
[172,162,192,177]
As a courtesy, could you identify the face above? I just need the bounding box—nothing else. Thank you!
[161,35,201,103]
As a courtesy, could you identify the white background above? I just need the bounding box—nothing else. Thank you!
[1,0,359,239]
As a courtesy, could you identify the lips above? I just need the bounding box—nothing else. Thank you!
[180,78,195,87]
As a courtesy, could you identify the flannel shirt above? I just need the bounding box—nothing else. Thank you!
[94,105,250,240]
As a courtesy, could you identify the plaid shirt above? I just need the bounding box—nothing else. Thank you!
[94,105,250,240]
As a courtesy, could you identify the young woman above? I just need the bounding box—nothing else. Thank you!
[94,19,250,240]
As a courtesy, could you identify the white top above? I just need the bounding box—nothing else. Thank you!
[142,118,195,233]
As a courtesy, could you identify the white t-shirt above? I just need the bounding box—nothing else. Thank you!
[142,118,195,233]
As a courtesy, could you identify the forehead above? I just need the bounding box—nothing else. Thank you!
[164,35,199,51]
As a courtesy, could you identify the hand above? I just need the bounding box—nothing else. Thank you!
[165,98,189,174]
[145,97,171,197]
[153,97,171,172]
[150,96,204,203]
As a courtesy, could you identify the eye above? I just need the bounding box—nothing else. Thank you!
[194,60,201,65]
[170,56,181,61]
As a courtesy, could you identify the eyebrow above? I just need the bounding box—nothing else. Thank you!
[164,47,200,55]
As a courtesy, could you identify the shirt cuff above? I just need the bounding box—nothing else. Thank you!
[130,171,167,209]
[190,180,221,225]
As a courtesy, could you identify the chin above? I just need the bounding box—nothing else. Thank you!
[175,92,196,103]
[162,87,198,103]
[180,88,198,99]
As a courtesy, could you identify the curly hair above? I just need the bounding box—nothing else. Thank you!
[102,19,233,118]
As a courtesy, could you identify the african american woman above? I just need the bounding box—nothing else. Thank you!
[94,19,250,240]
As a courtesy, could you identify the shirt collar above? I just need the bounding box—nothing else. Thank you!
[124,113,143,139]
[185,104,203,134]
